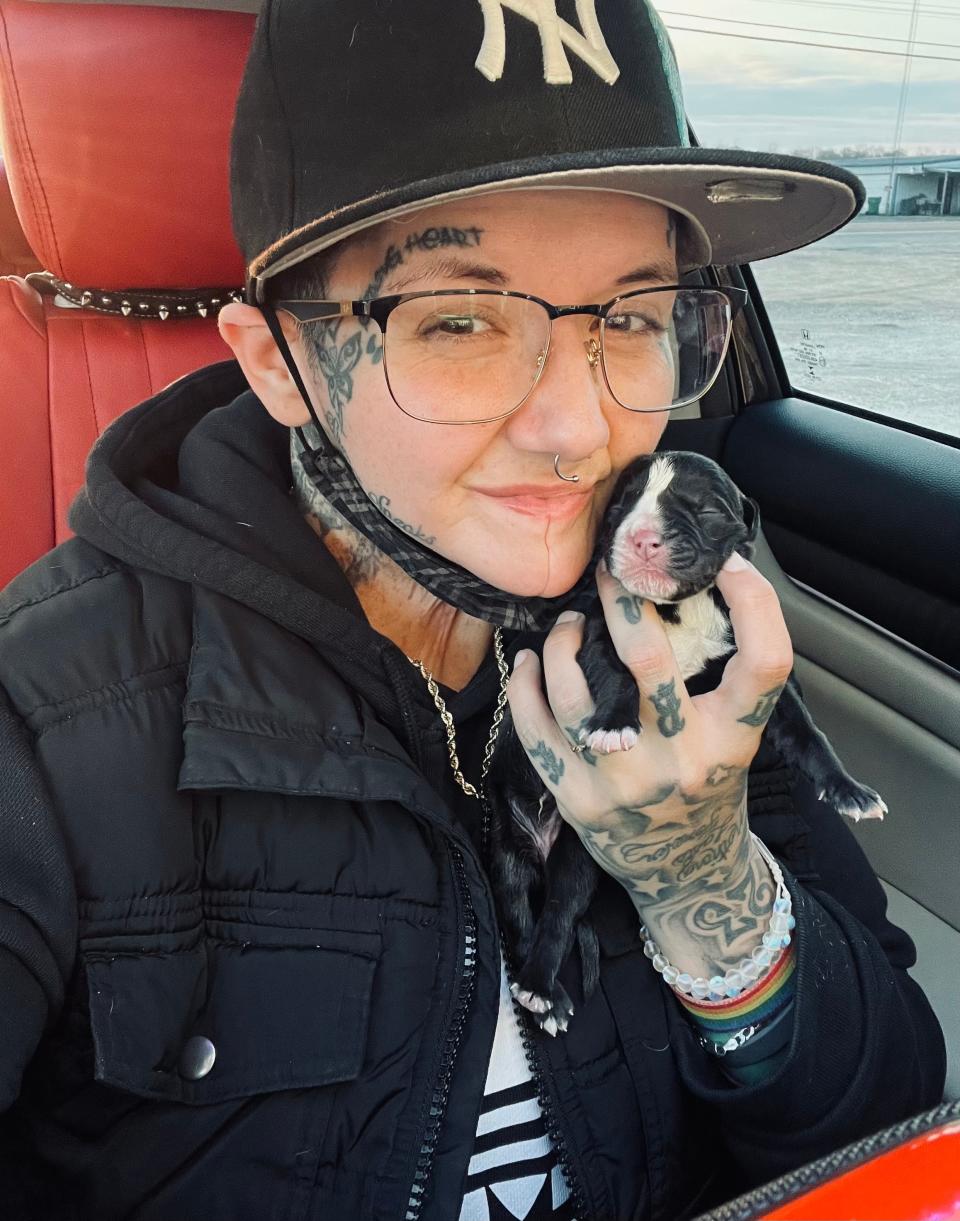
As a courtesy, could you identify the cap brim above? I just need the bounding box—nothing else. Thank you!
[248,147,864,301]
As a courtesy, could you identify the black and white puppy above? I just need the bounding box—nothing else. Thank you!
[486,450,886,1035]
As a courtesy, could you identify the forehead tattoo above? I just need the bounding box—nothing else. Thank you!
[362,226,486,300]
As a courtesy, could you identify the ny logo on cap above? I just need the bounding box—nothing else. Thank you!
[475,0,620,86]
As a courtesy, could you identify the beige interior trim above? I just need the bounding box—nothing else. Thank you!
[752,532,960,750]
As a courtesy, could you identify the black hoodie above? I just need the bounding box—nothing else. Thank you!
[70,357,513,842]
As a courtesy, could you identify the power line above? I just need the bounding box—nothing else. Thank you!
[658,9,960,49]
[767,0,960,12]
[664,23,960,61]
[732,0,960,19]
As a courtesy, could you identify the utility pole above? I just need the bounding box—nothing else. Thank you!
[886,0,920,214]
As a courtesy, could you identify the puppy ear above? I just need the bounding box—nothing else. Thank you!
[740,495,762,555]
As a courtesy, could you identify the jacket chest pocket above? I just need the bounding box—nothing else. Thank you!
[84,925,380,1105]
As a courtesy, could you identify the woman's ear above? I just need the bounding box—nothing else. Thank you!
[217,302,315,427]
[741,495,762,553]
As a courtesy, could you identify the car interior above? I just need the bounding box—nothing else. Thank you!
[1,0,958,1207]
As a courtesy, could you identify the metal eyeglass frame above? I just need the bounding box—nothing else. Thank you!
[272,284,750,425]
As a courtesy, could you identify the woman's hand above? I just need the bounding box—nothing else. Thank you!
[506,552,794,979]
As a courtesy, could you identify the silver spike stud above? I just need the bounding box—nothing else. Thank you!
[120,301,132,316]
[197,303,208,317]
[158,305,170,320]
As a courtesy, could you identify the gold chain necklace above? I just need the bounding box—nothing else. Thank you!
[406,628,509,799]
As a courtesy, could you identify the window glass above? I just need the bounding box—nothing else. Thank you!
[660,0,960,438]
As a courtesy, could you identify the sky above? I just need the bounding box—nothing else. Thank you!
[652,0,960,154]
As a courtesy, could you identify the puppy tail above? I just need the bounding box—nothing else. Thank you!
[577,921,600,1000]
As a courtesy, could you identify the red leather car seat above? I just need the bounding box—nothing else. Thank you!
[0,0,256,588]
[0,154,39,277]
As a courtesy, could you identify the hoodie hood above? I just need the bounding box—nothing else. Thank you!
[69,360,430,733]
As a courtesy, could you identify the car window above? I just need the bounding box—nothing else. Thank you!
[659,1,960,440]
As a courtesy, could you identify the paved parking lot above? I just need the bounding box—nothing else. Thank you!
[751,217,960,438]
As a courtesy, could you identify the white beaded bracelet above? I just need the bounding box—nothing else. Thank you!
[639,832,796,1004]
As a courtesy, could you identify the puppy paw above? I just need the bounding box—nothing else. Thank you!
[509,978,575,1035]
[510,981,551,1014]
[581,726,640,754]
[817,777,888,823]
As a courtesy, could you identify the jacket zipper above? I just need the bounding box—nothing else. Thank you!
[501,943,592,1221]
[479,785,592,1221]
[393,665,591,1219]
[403,844,478,1221]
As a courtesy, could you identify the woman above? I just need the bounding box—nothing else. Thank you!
[0,1,944,1219]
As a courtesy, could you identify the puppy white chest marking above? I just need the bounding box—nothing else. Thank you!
[662,589,733,680]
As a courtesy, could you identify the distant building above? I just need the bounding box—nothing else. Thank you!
[828,155,960,217]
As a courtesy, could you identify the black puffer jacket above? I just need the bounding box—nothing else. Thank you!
[0,360,945,1221]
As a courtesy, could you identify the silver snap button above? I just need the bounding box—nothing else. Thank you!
[178,1035,216,1081]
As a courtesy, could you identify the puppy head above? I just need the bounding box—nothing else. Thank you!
[600,451,760,603]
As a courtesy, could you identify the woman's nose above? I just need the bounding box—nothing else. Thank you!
[508,321,610,453]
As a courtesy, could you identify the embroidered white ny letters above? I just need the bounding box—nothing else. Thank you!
[475,0,620,86]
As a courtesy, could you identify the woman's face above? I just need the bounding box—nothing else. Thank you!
[296,189,676,598]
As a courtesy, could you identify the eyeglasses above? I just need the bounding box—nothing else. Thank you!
[273,285,748,425]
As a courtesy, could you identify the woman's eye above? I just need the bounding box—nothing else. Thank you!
[420,313,492,338]
[606,312,667,336]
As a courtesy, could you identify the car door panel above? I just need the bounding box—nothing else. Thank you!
[721,397,960,671]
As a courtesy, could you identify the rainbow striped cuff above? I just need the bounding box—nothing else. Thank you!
[677,944,797,1038]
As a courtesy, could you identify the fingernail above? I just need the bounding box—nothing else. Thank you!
[597,557,608,574]
[556,610,584,625]
[513,650,531,670]
[722,552,750,573]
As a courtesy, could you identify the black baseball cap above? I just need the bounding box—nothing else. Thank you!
[230,0,866,304]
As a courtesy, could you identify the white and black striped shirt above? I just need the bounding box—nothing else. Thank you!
[458,955,576,1221]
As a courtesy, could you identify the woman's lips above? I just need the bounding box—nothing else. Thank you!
[480,490,594,522]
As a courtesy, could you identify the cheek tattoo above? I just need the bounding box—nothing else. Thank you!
[299,270,361,447]
[304,226,486,445]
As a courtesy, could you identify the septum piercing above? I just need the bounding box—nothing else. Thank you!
[552,339,598,482]
[554,454,581,483]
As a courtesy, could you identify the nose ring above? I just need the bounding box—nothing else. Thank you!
[551,335,598,482]
[554,454,581,483]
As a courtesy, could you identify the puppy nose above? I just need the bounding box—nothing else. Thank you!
[629,528,663,560]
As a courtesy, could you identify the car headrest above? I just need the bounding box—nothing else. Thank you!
[0,153,39,275]
[0,0,254,290]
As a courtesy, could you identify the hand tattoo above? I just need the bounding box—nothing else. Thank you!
[575,771,769,975]
[617,594,643,624]
[738,685,784,728]
[650,678,685,738]
[528,740,565,785]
